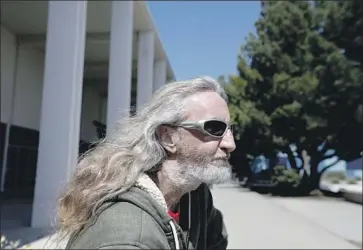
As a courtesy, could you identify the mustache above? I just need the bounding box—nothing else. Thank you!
[177,151,230,165]
[214,154,230,160]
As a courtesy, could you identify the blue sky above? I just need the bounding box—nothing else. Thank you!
[148,1,261,80]
[148,1,348,173]
[147,2,354,174]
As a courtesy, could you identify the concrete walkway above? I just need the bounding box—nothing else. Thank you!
[4,183,362,249]
[269,196,362,247]
[212,183,361,249]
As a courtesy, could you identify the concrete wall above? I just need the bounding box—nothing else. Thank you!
[1,25,17,125]
[1,24,102,142]
[1,25,44,130]
[80,85,103,142]
[1,24,104,194]
[13,44,44,131]
[100,98,107,124]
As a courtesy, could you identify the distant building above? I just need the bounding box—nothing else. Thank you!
[1,1,175,228]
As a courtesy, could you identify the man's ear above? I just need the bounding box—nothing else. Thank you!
[157,125,177,154]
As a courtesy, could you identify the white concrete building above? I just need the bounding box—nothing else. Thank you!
[0,1,175,228]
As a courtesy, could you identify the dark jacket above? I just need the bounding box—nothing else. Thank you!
[66,176,227,250]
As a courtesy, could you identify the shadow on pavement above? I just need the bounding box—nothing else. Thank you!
[1,198,55,247]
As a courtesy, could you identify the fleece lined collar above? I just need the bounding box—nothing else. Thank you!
[135,174,168,212]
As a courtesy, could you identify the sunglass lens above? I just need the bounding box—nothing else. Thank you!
[204,120,227,137]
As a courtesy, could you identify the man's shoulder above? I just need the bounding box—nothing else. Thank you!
[68,202,169,249]
[97,201,144,230]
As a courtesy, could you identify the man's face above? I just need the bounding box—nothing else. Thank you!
[170,91,236,186]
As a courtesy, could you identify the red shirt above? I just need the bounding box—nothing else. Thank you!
[168,210,180,223]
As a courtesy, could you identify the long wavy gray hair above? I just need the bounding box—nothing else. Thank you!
[57,76,228,238]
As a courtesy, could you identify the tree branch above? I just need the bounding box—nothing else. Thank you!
[321,153,337,162]
[286,145,299,169]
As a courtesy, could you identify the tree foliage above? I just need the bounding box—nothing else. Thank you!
[226,0,363,192]
[271,165,301,196]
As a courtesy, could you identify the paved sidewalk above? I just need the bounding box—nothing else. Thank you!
[269,196,362,247]
[21,233,67,249]
[212,183,361,249]
[4,183,362,249]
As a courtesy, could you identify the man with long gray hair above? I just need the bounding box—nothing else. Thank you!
[59,77,236,249]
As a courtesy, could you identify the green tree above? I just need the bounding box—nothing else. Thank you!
[226,0,362,193]
[317,0,363,159]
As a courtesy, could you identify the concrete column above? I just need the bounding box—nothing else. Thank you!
[136,30,155,110]
[153,59,167,92]
[107,1,134,134]
[31,1,87,228]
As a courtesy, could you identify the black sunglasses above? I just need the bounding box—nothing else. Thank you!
[177,119,233,138]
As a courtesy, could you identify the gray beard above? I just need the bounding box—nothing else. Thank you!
[182,159,233,185]
[167,158,233,191]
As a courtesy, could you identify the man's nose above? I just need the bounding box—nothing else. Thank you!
[220,129,236,153]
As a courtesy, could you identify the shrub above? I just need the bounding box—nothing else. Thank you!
[310,189,324,196]
[347,179,358,185]
[1,235,20,249]
[322,171,346,181]
[271,165,301,196]
[330,178,341,184]
[0,235,32,249]
[354,176,362,181]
